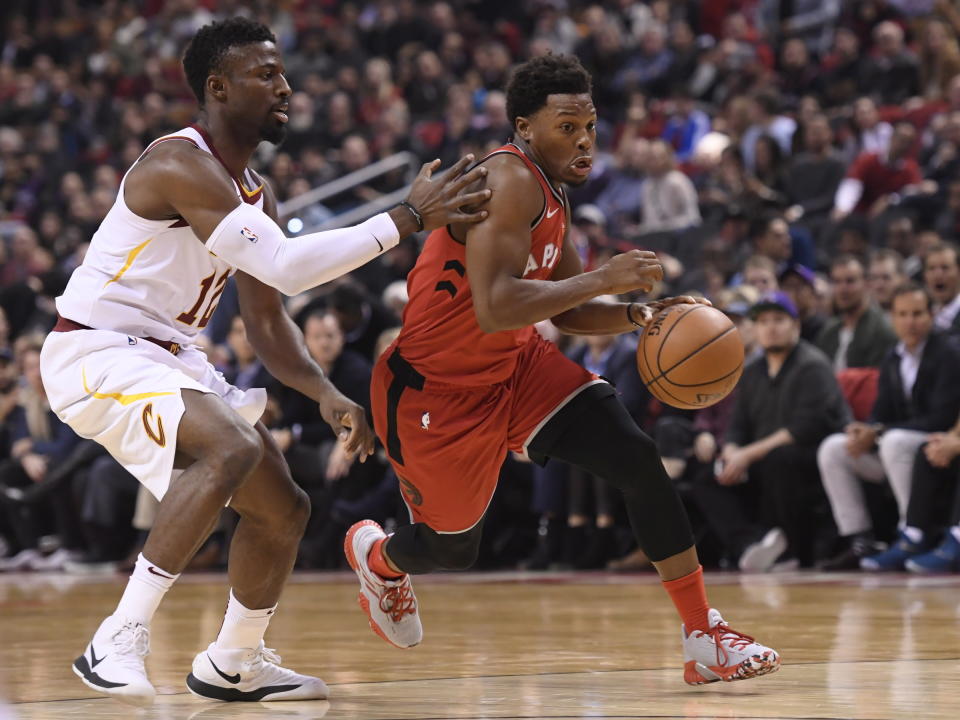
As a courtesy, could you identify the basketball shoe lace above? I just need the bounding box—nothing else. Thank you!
[242,645,282,676]
[111,621,151,669]
[379,581,417,622]
[700,623,755,666]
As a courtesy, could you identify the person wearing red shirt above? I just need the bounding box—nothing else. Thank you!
[832,122,922,219]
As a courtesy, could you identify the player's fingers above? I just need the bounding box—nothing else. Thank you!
[418,159,442,180]
[445,164,488,195]
[454,188,493,208]
[450,209,491,224]
[442,154,475,182]
[628,250,658,259]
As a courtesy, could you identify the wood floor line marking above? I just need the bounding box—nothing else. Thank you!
[11,655,959,705]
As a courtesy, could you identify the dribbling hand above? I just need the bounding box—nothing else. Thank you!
[404,155,493,232]
[598,250,664,295]
[317,385,375,462]
[630,295,712,326]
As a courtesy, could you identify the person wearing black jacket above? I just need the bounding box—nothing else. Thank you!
[817,283,960,570]
[707,292,848,570]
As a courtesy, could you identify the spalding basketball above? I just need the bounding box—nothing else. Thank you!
[636,303,744,409]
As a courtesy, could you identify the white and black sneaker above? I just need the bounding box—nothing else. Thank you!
[186,642,328,702]
[72,614,156,706]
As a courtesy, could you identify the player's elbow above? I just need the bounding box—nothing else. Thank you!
[474,304,506,334]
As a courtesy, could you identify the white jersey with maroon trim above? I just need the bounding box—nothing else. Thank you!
[56,124,265,346]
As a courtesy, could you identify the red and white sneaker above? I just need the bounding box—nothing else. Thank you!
[682,608,781,685]
[344,520,422,649]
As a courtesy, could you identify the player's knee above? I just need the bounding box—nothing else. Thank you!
[213,424,264,493]
[289,485,311,535]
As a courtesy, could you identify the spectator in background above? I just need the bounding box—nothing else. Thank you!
[593,137,649,235]
[613,23,673,98]
[833,122,922,221]
[783,114,846,235]
[0,342,83,571]
[750,214,795,271]
[868,249,908,319]
[861,21,921,105]
[817,255,898,371]
[923,242,960,333]
[660,89,710,163]
[821,27,868,107]
[817,283,960,570]
[895,414,960,573]
[638,140,700,233]
[741,91,796,171]
[780,263,826,342]
[328,282,399,361]
[850,96,893,158]
[716,292,848,570]
[742,254,780,295]
[222,315,273,392]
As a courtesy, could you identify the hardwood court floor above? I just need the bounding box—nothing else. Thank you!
[1,570,958,719]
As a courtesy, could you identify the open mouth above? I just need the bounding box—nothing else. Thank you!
[271,106,289,123]
[571,156,593,175]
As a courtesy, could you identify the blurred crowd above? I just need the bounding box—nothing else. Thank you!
[4,0,960,575]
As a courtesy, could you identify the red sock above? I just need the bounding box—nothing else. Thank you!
[367,537,404,580]
[662,565,711,633]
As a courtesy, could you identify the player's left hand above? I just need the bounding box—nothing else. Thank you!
[632,296,711,325]
[317,385,376,462]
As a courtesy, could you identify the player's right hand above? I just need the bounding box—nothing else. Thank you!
[405,155,493,232]
[317,384,376,462]
[598,250,664,294]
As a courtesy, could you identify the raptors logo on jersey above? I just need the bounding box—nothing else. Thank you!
[55,124,266,346]
[395,143,568,386]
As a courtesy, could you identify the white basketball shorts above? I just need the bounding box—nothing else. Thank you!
[40,328,266,501]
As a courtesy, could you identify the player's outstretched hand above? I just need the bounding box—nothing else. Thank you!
[632,295,712,325]
[405,155,492,232]
[317,384,376,462]
[598,250,664,295]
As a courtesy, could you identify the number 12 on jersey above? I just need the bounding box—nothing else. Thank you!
[177,269,230,328]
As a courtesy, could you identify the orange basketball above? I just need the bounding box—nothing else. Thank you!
[636,303,744,410]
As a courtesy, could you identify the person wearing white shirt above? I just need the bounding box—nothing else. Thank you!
[817,283,960,570]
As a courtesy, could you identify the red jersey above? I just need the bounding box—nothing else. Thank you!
[396,143,568,385]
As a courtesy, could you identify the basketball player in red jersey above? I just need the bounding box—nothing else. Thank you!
[346,55,781,685]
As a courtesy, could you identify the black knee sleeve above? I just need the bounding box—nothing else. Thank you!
[385,520,483,574]
[528,388,695,562]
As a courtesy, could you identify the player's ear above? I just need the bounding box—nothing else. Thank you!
[207,74,227,103]
[515,116,532,143]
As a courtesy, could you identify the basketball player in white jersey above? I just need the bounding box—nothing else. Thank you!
[40,18,491,706]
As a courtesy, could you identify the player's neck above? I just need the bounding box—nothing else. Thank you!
[195,115,257,178]
[512,137,563,193]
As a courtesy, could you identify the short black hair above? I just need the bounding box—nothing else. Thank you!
[505,54,592,126]
[182,18,276,105]
[830,253,866,274]
[891,281,934,312]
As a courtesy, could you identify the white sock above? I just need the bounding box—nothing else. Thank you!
[903,526,924,544]
[215,589,276,651]
[114,553,179,626]
[950,526,960,544]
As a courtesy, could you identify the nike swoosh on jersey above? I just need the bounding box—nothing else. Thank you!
[82,367,175,406]
[546,207,560,218]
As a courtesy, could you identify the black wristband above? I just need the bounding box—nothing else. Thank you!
[627,303,644,328]
[399,200,424,232]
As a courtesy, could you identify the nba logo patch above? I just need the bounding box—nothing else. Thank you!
[240,226,258,243]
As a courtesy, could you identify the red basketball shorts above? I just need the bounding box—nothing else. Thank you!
[371,333,602,533]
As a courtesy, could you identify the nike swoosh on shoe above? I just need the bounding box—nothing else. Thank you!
[208,657,241,684]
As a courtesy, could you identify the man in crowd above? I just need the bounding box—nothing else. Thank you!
[817,255,897,370]
[715,292,848,570]
[817,283,960,570]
